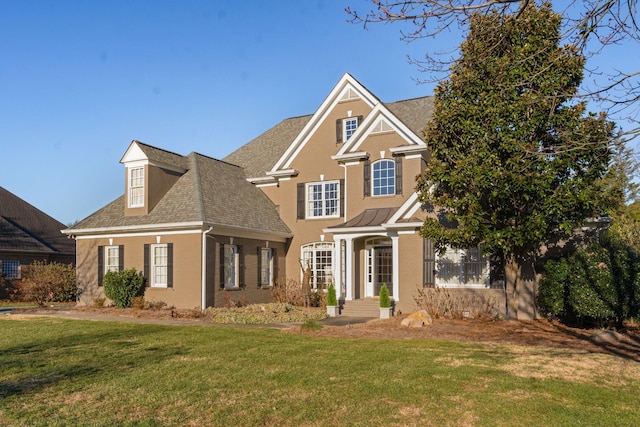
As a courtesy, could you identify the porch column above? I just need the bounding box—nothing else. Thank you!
[391,234,399,301]
[344,237,354,301]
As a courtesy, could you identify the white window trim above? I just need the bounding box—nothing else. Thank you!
[224,244,240,289]
[301,242,335,290]
[151,243,168,288]
[128,166,144,208]
[372,159,395,197]
[343,117,358,141]
[306,180,340,219]
[104,245,120,274]
[435,247,490,288]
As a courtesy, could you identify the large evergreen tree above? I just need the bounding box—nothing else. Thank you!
[417,3,619,319]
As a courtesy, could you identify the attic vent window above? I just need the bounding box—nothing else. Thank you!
[372,119,393,133]
[340,88,359,101]
[129,167,144,208]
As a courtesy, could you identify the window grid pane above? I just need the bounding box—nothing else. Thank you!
[301,243,334,290]
[224,245,238,287]
[152,245,168,286]
[260,248,273,285]
[306,181,339,218]
[129,167,144,207]
[105,246,119,273]
[372,160,395,196]
[2,260,19,279]
[344,118,358,140]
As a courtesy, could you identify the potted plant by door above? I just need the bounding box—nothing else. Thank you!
[379,283,392,319]
[326,282,339,317]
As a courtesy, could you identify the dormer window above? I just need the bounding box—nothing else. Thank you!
[129,167,144,208]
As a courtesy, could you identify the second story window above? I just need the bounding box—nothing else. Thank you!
[336,115,363,143]
[372,160,395,196]
[306,181,340,219]
[344,118,358,141]
[129,167,144,208]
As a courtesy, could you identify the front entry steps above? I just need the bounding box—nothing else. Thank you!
[339,298,381,317]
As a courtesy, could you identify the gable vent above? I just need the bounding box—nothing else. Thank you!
[340,88,360,101]
[371,118,393,133]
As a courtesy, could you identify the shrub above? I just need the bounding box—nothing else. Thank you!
[92,297,106,308]
[103,268,145,308]
[413,286,501,319]
[326,283,338,306]
[538,231,640,327]
[21,262,76,306]
[379,283,391,308]
[271,277,326,307]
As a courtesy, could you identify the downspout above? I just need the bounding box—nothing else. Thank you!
[201,227,213,310]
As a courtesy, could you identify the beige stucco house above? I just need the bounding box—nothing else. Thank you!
[65,73,505,315]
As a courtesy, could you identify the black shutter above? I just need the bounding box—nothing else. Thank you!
[357,115,363,125]
[339,179,345,217]
[297,183,305,220]
[363,159,371,197]
[257,247,263,287]
[238,245,245,287]
[336,118,343,143]
[144,244,150,287]
[97,246,104,287]
[220,244,225,288]
[395,156,403,195]
[118,245,124,271]
[167,243,173,288]
[423,239,435,286]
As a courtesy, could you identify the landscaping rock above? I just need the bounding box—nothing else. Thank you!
[401,310,433,328]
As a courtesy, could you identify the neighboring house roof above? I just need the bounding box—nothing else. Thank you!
[66,149,291,237]
[0,186,75,254]
[223,73,434,179]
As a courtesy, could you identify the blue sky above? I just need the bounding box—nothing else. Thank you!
[1,0,637,225]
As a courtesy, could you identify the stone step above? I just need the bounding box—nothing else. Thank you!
[339,298,381,317]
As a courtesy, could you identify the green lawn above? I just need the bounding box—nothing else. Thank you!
[1,317,638,426]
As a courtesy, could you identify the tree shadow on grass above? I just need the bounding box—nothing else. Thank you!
[0,326,184,398]
[552,322,640,362]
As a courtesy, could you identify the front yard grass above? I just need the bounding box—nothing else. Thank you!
[1,316,639,426]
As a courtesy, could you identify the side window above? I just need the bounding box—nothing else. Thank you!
[300,242,335,290]
[258,247,277,287]
[143,243,173,288]
[98,245,124,286]
[221,244,244,288]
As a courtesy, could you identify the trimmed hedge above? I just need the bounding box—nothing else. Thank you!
[538,232,640,327]
[103,268,145,308]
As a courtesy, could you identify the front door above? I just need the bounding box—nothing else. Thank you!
[364,238,393,297]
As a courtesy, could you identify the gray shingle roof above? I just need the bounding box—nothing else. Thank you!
[67,152,291,236]
[223,96,433,178]
[129,140,188,170]
[223,115,312,179]
[385,96,433,139]
[0,187,75,253]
